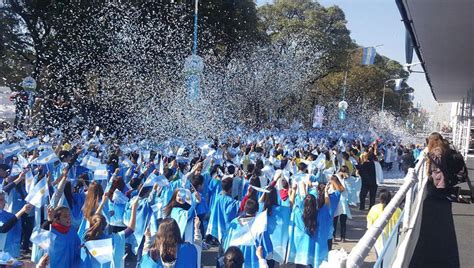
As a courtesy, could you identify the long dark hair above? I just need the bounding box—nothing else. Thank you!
[263,186,278,216]
[302,194,318,236]
[378,189,392,209]
[224,246,244,268]
[149,218,183,263]
[163,189,181,217]
[82,181,104,222]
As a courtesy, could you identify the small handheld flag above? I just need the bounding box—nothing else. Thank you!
[30,228,56,250]
[25,178,49,208]
[94,164,108,180]
[112,189,129,204]
[33,150,59,165]
[85,156,101,171]
[2,143,22,157]
[25,138,40,151]
[84,238,113,264]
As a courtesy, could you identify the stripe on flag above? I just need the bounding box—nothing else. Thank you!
[25,178,49,208]
[84,238,113,264]
[361,47,376,65]
[85,156,101,171]
[94,164,108,180]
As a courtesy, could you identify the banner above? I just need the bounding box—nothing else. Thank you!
[312,105,325,128]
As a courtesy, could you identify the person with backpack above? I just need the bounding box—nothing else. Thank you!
[425,132,469,202]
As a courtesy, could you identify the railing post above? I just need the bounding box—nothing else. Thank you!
[346,168,418,268]
[403,184,413,229]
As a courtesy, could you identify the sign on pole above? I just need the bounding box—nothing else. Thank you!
[22,76,37,91]
[312,105,325,128]
[184,55,204,100]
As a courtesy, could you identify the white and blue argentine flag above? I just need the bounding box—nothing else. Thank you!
[84,238,113,264]
[121,157,133,168]
[141,150,150,163]
[94,164,108,180]
[229,210,268,247]
[17,153,30,168]
[143,173,169,188]
[15,130,27,140]
[33,150,59,165]
[85,156,101,171]
[10,164,22,177]
[2,143,22,157]
[361,47,376,65]
[30,228,56,250]
[112,189,129,204]
[25,178,49,208]
[25,170,35,193]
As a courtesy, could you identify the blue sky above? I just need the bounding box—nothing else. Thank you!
[256,0,437,112]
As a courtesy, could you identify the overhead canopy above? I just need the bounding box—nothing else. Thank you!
[396,0,474,103]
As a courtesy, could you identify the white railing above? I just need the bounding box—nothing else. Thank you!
[346,155,427,268]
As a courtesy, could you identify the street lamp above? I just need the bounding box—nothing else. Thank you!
[399,92,414,116]
[381,78,405,113]
[184,0,203,100]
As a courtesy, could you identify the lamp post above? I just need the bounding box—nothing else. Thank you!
[184,0,203,101]
[340,44,383,121]
[381,78,405,113]
[399,92,414,116]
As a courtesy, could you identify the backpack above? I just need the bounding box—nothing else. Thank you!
[446,148,468,185]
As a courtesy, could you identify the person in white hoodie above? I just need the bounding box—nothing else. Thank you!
[384,144,394,171]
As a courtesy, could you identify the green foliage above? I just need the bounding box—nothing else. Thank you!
[0,0,417,131]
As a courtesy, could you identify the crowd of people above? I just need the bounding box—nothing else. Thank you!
[0,126,465,268]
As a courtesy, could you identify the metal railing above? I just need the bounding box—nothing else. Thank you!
[346,155,427,268]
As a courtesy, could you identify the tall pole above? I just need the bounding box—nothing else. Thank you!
[192,0,199,55]
[381,83,386,113]
[342,70,348,100]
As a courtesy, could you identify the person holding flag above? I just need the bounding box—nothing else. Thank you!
[42,206,81,267]
[206,176,240,244]
[0,191,33,258]
[286,181,332,267]
[140,218,199,267]
[80,192,139,268]
[164,186,201,243]
[221,199,273,268]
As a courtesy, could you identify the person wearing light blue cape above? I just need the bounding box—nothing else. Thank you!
[222,199,273,268]
[191,172,209,237]
[333,168,352,242]
[0,191,33,258]
[207,165,223,210]
[55,181,86,230]
[105,174,128,233]
[45,206,81,268]
[55,149,82,181]
[140,218,198,268]
[1,164,34,253]
[326,175,343,250]
[80,194,138,268]
[123,183,158,260]
[206,176,240,243]
[286,182,331,268]
[163,187,200,243]
[261,185,291,265]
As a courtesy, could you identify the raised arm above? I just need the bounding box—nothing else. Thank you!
[127,198,139,231]
[2,172,25,193]
[50,168,69,208]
